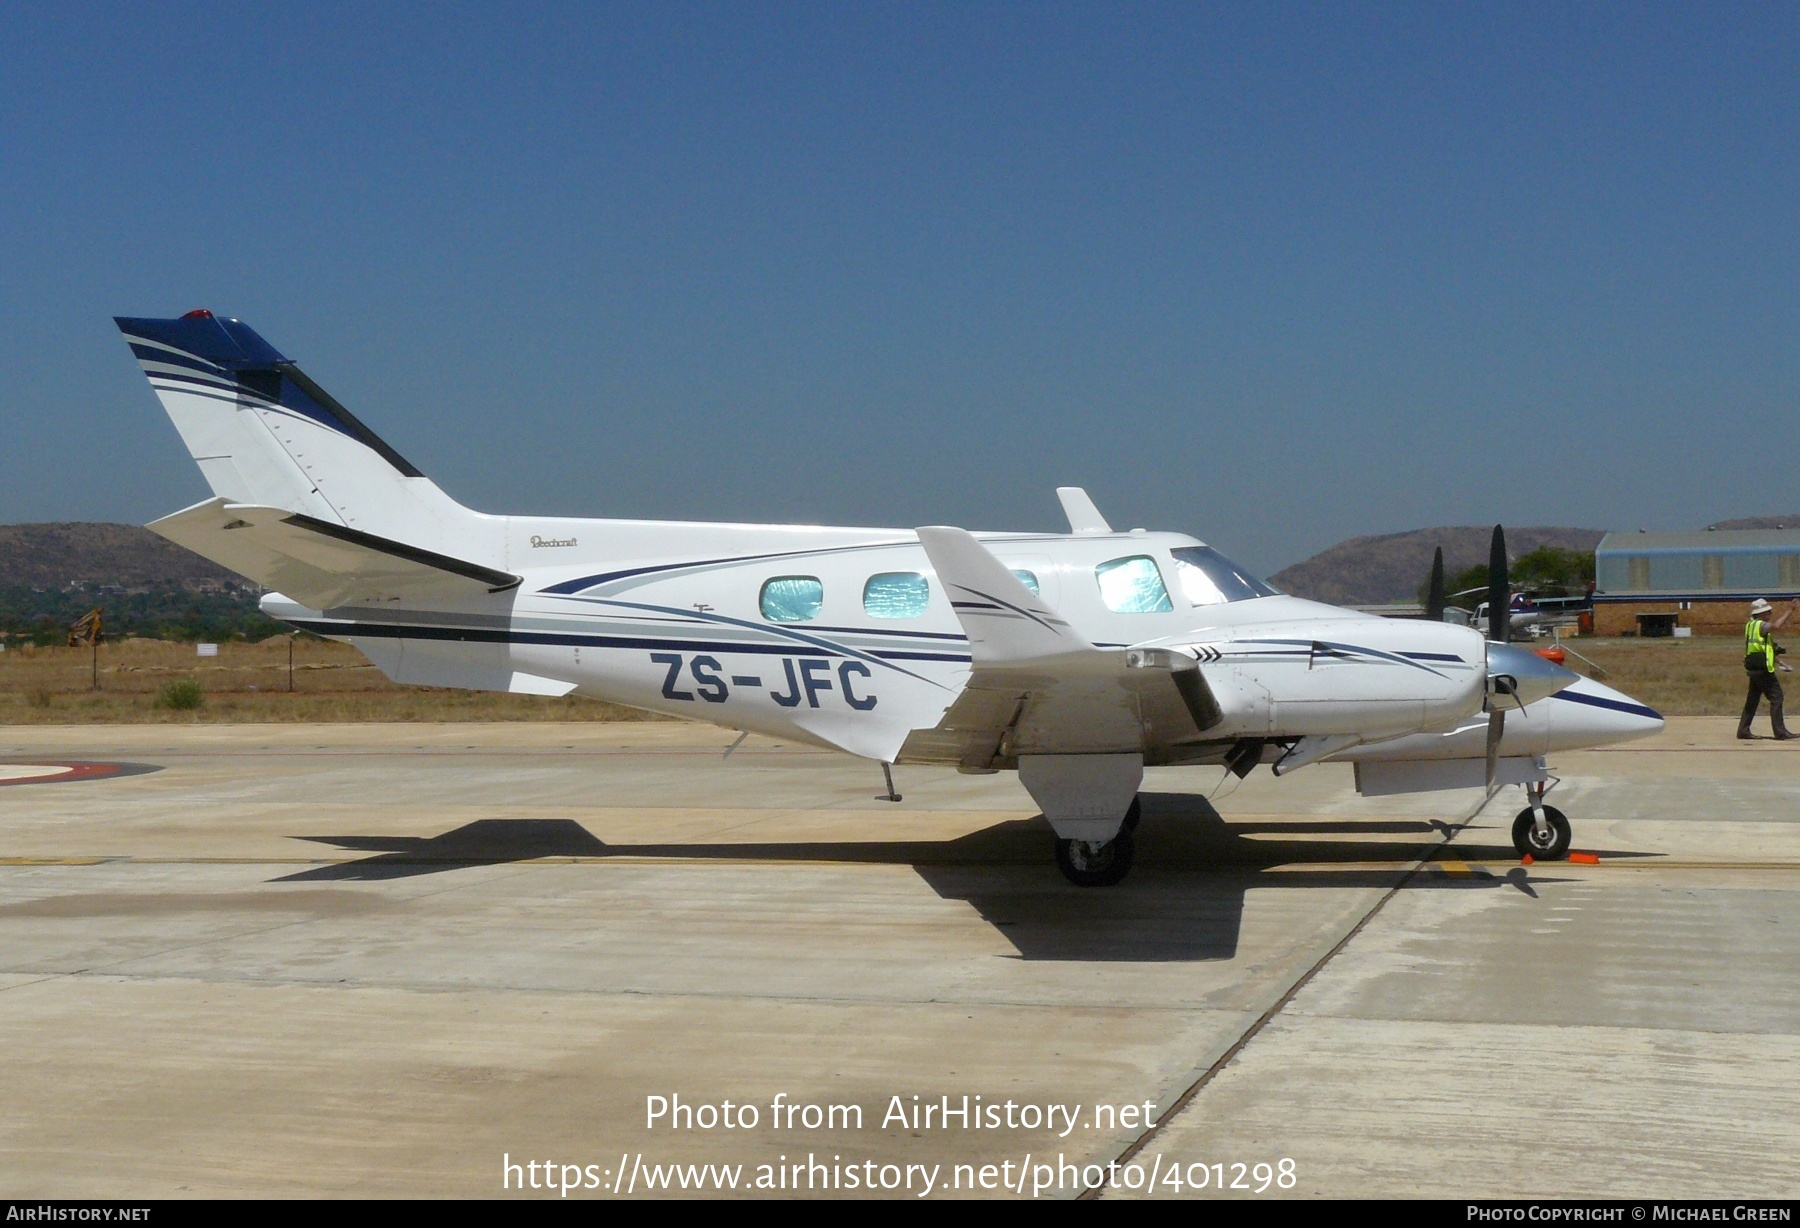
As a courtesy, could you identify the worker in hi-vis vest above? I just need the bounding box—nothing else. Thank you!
[1739,597,1799,740]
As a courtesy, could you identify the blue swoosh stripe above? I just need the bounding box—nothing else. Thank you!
[1239,638,1447,676]
[1550,690,1663,721]
[130,343,228,376]
[519,594,953,688]
[540,539,920,595]
[147,378,356,440]
[284,619,969,666]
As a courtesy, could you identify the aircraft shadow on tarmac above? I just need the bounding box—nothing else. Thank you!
[275,793,1655,962]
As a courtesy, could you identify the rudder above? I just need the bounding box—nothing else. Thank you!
[117,310,499,567]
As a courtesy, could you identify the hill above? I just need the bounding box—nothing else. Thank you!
[0,522,275,645]
[0,522,240,589]
[1706,514,1800,530]
[1269,526,1607,606]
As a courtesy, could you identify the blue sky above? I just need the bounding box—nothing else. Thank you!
[3,3,1796,575]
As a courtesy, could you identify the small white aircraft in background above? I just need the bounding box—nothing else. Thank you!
[118,312,1664,885]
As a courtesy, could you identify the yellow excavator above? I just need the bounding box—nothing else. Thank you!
[67,607,103,647]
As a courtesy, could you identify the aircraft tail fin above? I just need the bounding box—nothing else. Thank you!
[116,311,499,566]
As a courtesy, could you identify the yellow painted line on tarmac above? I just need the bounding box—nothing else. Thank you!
[1577,860,1800,871]
[1453,858,1800,871]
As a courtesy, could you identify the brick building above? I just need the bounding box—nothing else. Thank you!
[1593,529,1800,636]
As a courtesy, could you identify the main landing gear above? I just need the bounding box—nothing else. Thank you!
[1055,797,1140,887]
[1511,779,1571,861]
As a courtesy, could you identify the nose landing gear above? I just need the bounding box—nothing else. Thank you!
[1054,797,1141,887]
[1511,780,1570,860]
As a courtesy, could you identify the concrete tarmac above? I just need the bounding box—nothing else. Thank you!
[0,718,1794,1199]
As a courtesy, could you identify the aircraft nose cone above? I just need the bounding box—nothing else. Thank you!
[1548,678,1664,746]
[1487,641,1579,707]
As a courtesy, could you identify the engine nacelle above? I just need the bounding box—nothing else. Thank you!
[1157,616,1490,743]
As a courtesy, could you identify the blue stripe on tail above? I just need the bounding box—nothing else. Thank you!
[114,312,289,370]
[116,313,424,478]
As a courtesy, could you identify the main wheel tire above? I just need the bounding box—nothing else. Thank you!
[1056,831,1136,887]
[1512,805,1571,860]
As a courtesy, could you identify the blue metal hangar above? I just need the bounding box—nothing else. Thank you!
[1594,529,1800,636]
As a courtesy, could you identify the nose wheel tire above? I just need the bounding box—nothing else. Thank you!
[1056,830,1136,887]
[1511,805,1571,860]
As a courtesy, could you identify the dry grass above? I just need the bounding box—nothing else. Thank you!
[1555,635,1766,715]
[0,636,663,724]
[0,631,1762,724]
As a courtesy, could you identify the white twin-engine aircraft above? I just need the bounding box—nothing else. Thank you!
[118,312,1663,886]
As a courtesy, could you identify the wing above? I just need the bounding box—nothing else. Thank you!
[149,497,520,610]
[904,526,1222,769]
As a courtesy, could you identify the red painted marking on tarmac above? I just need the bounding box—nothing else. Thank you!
[0,762,131,787]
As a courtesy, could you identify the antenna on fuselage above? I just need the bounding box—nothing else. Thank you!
[1056,487,1113,534]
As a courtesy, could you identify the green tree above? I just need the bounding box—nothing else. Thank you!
[1417,548,1595,609]
[1512,546,1595,594]
[1419,563,1492,610]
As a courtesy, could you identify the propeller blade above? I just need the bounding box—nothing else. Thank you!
[1485,706,1505,789]
[1426,546,1445,622]
[1488,524,1508,643]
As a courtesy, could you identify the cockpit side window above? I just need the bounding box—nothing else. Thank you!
[1095,556,1173,613]
[1170,545,1277,606]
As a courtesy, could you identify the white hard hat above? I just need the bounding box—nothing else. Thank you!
[1752,598,1774,616]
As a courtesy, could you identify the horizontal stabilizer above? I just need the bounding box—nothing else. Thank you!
[916,526,1093,664]
[149,497,520,610]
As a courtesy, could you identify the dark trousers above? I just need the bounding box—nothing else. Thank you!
[1739,670,1789,737]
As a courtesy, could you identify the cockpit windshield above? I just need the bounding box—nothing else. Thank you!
[1170,545,1278,606]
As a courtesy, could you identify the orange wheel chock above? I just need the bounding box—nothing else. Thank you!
[1569,851,1600,864]
[1521,854,1534,866]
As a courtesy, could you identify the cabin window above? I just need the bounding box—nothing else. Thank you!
[1095,556,1172,613]
[1170,545,1277,605]
[1010,569,1040,595]
[863,572,930,619]
[760,576,823,622]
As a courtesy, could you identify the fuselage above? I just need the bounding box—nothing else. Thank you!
[112,309,1661,780]
[261,518,1588,767]
[117,310,1665,875]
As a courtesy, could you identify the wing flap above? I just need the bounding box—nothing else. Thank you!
[149,497,520,609]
